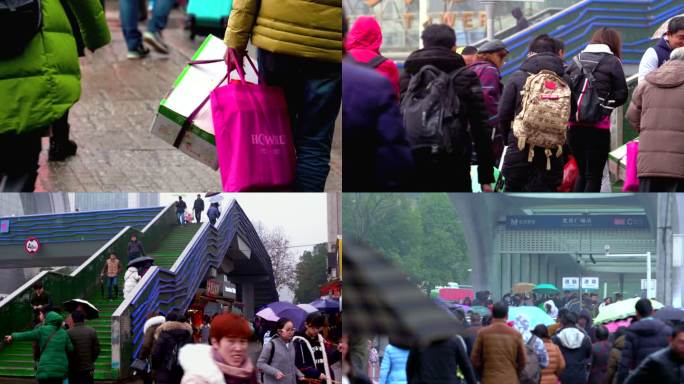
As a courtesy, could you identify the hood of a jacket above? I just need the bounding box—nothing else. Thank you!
[45,311,64,327]
[155,320,192,339]
[645,60,684,88]
[143,315,165,334]
[404,46,466,75]
[519,52,565,76]
[628,317,668,336]
[557,327,586,349]
[345,16,382,53]
[179,344,225,384]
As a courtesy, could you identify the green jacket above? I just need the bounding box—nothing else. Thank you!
[0,0,111,135]
[12,312,74,380]
[224,0,342,63]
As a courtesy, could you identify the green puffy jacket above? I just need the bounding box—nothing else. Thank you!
[224,0,342,63]
[0,0,111,135]
[12,311,74,380]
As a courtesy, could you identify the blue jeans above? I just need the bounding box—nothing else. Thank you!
[119,0,175,51]
[177,212,185,224]
[257,49,342,191]
[107,276,118,299]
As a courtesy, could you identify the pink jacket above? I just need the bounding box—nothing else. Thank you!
[345,16,400,96]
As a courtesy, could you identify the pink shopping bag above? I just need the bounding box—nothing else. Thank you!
[209,52,296,191]
[622,140,639,192]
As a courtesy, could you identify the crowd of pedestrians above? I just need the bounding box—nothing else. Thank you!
[349,293,684,384]
[343,14,684,192]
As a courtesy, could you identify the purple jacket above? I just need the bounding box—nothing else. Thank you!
[342,59,414,191]
[468,60,503,128]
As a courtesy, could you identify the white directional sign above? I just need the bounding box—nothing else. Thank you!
[562,277,579,290]
[582,277,599,289]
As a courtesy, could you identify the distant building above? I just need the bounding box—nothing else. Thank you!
[72,193,160,211]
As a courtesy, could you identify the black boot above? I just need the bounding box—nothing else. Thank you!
[49,111,77,161]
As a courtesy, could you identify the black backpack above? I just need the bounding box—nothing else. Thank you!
[0,0,42,59]
[568,53,610,124]
[400,65,468,154]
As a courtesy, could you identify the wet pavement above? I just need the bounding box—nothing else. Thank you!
[35,2,341,192]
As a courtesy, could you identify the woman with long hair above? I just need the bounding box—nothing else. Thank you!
[567,28,628,192]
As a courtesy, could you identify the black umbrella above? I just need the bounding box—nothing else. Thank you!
[654,306,684,323]
[63,299,99,320]
[344,240,459,348]
[128,256,155,268]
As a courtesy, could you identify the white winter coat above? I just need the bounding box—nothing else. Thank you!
[123,266,141,299]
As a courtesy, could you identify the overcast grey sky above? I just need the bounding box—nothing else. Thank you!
[161,193,328,257]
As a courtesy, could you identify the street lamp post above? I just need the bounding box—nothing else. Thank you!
[481,1,496,40]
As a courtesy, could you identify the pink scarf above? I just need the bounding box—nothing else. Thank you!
[211,348,255,379]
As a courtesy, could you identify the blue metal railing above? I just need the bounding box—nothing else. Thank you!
[500,0,684,77]
[0,207,163,245]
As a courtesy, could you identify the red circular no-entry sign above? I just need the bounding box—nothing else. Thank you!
[24,237,41,254]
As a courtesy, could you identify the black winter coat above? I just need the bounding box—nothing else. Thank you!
[67,323,100,372]
[617,318,672,383]
[151,321,193,384]
[399,47,495,185]
[552,327,593,384]
[406,336,477,384]
[624,346,684,384]
[566,47,628,123]
[498,52,569,192]
[193,198,204,212]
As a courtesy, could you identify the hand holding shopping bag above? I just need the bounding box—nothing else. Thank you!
[210,50,296,191]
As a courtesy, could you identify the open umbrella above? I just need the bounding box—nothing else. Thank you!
[469,306,491,317]
[603,319,632,333]
[297,304,319,314]
[652,14,684,39]
[513,283,535,294]
[594,297,665,324]
[256,302,307,330]
[533,283,560,295]
[344,240,460,348]
[128,256,155,268]
[508,306,555,328]
[654,306,684,323]
[63,299,99,320]
[205,192,223,204]
[310,298,340,311]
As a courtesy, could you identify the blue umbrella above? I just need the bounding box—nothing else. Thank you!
[310,298,340,311]
[508,306,555,328]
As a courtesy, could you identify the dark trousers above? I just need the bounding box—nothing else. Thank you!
[257,49,342,191]
[37,378,64,384]
[568,127,610,192]
[411,148,472,192]
[639,177,684,192]
[502,138,563,192]
[194,210,202,223]
[69,370,94,384]
[0,130,42,192]
[50,110,70,146]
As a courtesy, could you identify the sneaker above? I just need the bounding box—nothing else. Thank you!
[48,139,78,161]
[127,45,150,60]
[143,31,169,54]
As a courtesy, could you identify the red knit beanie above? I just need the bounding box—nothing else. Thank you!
[210,313,253,341]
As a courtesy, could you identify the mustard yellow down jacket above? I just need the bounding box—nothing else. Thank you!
[224,0,342,63]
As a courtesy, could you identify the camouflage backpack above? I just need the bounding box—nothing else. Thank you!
[512,70,571,170]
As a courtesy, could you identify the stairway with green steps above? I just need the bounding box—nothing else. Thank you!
[0,223,202,381]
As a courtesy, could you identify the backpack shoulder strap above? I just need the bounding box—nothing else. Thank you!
[364,55,388,69]
[268,339,276,364]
